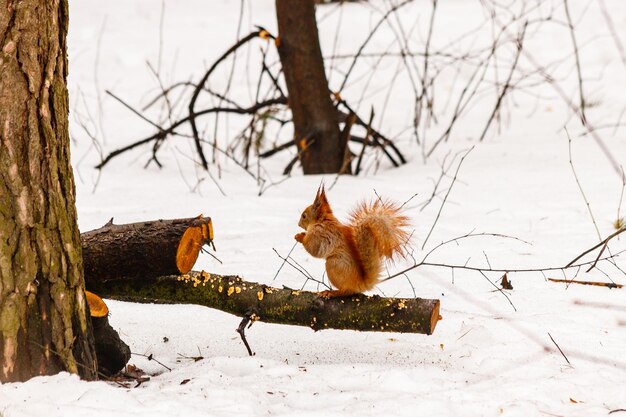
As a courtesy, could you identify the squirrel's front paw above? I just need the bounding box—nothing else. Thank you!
[318,289,350,298]
[294,232,305,243]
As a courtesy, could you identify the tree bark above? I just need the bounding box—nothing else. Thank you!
[86,272,441,335]
[275,0,349,174]
[81,216,213,282]
[0,0,97,382]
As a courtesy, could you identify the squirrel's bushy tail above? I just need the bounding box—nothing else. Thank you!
[349,199,411,285]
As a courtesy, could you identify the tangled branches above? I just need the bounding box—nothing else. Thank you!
[91,0,625,189]
[96,25,407,186]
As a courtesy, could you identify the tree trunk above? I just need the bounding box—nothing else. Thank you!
[86,272,441,335]
[276,0,349,174]
[0,0,97,382]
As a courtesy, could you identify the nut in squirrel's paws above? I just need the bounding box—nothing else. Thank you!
[294,232,305,243]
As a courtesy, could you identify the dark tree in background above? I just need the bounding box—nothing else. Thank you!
[276,0,349,174]
[0,0,97,381]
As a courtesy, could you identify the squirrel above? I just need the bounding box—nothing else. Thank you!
[295,186,410,298]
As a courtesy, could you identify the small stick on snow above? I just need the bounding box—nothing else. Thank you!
[547,278,623,289]
[547,332,571,366]
[131,352,172,372]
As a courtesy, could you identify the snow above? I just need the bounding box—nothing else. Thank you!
[1,0,626,416]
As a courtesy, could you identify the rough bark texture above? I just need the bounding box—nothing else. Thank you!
[276,0,348,174]
[87,272,441,335]
[0,0,97,381]
[81,216,212,282]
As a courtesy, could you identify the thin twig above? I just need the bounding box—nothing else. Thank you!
[616,166,625,227]
[478,22,527,141]
[547,332,571,365]
[272,248,331,290]
[547,278,622,289]
[188,30,264,169]
[96,97,286,169]
[419,150,458,211]
[272,242,298,282]
[258,138,296,158]
[566,226,626,267]
[337,0,414,92]
[479,270,516,311]
[421,146,474,250]
[566,128,601,240]
[598,0,626,69]
[338,99,406,166]
[563,0,587,126]
[355,107,374,175]
[106,90,164,132]
[131,352,172,372]
[498,17,623,178]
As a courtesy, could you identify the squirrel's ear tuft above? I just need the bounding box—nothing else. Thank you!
[314,184,326,204]
[313,188,321,209]
[313,183,324,203]
[313,185,331,218]
[319,184,326,198]
[315,182,325,198]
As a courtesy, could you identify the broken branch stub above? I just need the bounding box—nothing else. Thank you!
[84,291,131,376]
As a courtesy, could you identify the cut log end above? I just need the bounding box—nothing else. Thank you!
[175,216,214,274]
[85,290,109,318]
[430,300,441,335]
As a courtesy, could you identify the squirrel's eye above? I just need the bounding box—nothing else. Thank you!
[302,213,306,219]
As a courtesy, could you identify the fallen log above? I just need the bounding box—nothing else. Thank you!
[81,217,441,335]
[86,271,441,335]
[81,216,213,281]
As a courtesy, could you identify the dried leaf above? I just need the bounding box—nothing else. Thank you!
[500,273,514,290]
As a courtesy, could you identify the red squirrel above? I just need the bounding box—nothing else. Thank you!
[295,186,410,297]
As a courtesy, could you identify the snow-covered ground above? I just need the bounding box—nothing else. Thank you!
[2,0,626,416]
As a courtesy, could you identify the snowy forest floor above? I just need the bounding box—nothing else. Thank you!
[1,0,626,416]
